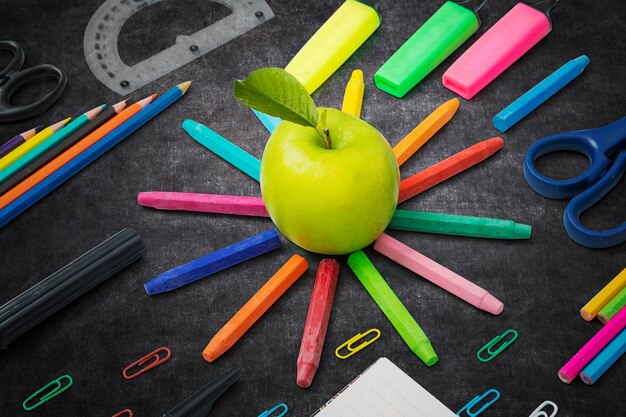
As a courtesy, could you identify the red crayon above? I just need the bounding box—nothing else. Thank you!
[297,259,340,389]
[398,137,504,204]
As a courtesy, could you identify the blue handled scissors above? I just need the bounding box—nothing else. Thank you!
[524,116,626,249]
[0,40,67,123]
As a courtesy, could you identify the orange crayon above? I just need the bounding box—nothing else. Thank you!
[0,95,156,210]
[398,137,504,204]
[203,254,309,362]
[393,98,460,166]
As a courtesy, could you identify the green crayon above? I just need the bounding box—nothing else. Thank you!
[375,0,485,98]
[347,250,438,366]
[598,287,626,324]
[389,209,532,240]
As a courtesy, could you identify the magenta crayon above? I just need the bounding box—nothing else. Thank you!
[558,306,626,384]
[443,0,560,99]
[297,259,340,389]
[138,192,270,217]
[374,233,504,315]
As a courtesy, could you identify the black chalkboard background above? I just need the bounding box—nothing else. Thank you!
[0,1,624,416]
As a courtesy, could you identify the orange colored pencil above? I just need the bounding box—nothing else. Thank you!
[0,95,156,210]
[202,254,309,362]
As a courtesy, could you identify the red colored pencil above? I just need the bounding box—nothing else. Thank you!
[296,259,340,388]
[398,137,504,204]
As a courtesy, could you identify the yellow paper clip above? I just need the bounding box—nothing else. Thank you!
[529,400,558,417]
[335,328,381,359]
[23,375,73,411]
[341,70,365,118]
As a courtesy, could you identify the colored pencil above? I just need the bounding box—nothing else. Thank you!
[398,137,504,203]
[341,70,365,118]
[393,98,459,166]
[598,288,626,324]
[580,328,626,384]
[0,81,189,227]
[0,118,70,171]
[202,254,309,362]
[297,259,340,388]
[580,268,626,321]
[137,192,269,217]
[0,126,41,158]
[0,105,104,189]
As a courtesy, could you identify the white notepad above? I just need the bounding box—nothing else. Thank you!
[312,357,457,417]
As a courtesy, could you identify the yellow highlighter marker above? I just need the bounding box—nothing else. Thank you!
[393,98,460,166]
[0,118,70,171]
[580,268,626,321]
[285,0,382,94]
[342,70,365,118]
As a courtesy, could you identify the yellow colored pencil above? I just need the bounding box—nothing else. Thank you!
[580,268,626,321]
[0,118,70,171]
[341,70,365,118]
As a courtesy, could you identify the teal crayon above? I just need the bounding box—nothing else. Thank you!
[183,119,261,181]
[390,209,531,239]
[347,250,438,366]
[144,229,281,295]
[580,328,626,385]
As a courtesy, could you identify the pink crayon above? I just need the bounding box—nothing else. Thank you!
[137,192,270,217]
[558,306,626,384]
[443,0,559,100]
[374,233,504,315]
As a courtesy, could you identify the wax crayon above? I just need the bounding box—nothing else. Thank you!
[347,250,438,365]
[374,233,504,315]
[580,328,626,385]
[598,288,626,324]
[398,137,504,203]
[341,70,365,118]
[389,209,531,239]
[203,254,309,362]
[183,119,261,182]
[393,98,459,166]
[137,192,270,217]
[558,306,626,384]
[144,229,281,295]
[297,259,340,388]
[580,268,626,321]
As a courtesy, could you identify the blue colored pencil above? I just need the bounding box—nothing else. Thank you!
[493,55,590,133]
[182,119,261,182]
[252,109,281,134]
[0,82,191,229]
[580,328,626,385]
[144,229,282,295]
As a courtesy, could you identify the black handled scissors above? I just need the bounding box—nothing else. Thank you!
[0,40,67,123]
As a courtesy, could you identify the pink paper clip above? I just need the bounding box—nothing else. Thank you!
[123,347,171,380]
[112,409,133,417]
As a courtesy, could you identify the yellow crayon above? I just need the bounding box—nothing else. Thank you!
[580,268,626,321]
[342,70,365,118]
[0,118,70,171]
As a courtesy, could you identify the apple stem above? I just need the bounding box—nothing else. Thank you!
[316,109,332,149]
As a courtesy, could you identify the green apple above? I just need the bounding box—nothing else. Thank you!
[261,108,399,255]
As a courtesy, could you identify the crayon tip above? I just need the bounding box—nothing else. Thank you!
[480,294,505,315]
[202,344,220,363]
[414,342,438,366]
[144,278,166,296]
[296,363,317,389]
[445,97,461,111]
[137,192,153,207]
[178,81,192,94]
[574,55,590,68]
[350,69,364,83]
[489,136,505,149]
[513,223,532,239]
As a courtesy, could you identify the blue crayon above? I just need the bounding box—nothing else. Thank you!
[252,109,282,134]
[0,82,190,229]
[144,229,281,295]
[183,119,261,182]
[580,328,626,385]
[493,55,590,133]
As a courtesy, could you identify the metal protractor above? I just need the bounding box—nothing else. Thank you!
[84,0,274,94]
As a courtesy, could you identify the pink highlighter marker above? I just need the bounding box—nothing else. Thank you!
[443,0,559,100]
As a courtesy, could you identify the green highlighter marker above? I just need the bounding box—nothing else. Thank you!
[375,0,485,98]
[348,251,438,366]
[390,209,532,240]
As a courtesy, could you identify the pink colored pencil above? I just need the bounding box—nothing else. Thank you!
[137,192,270,217]
[374,233,504,315]
[558,306,626,384]
[297,259,340,389]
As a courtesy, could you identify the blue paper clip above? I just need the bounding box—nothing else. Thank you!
[23,375,73,411]
[457,389,500,416]
[258,403,288,417]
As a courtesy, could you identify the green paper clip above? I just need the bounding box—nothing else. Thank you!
[477,330,518,363]
[23,375,73,411]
